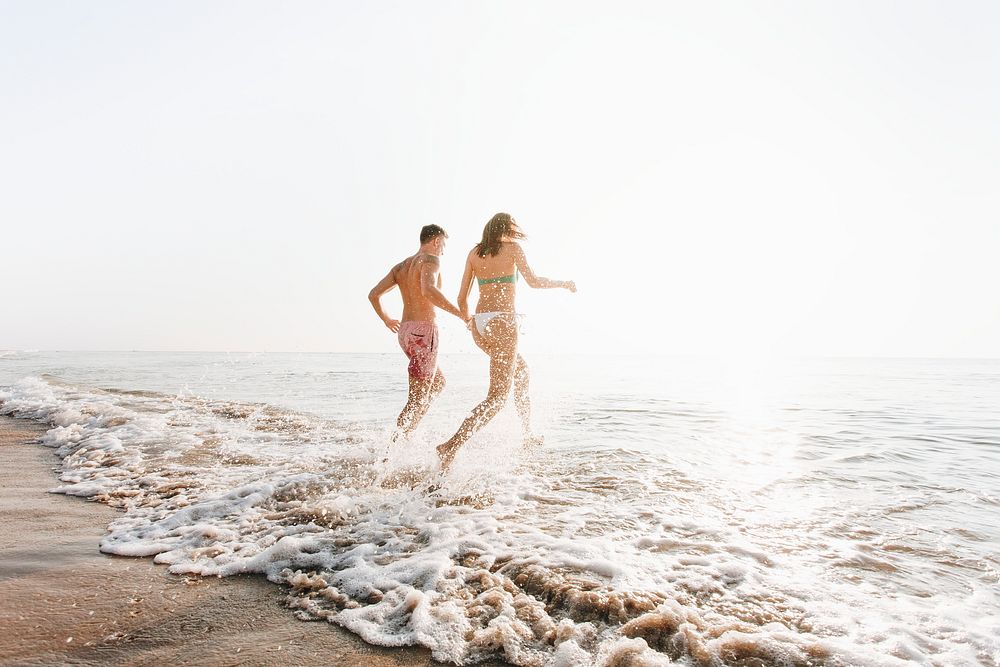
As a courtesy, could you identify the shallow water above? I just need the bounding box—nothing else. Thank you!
[1,351,998,666]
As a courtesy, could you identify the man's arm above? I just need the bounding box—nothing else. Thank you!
[368,267,401,333]
[419,257,464,319]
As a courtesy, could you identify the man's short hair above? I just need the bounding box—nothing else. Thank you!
[420,224,448,244]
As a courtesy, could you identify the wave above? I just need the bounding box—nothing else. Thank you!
[0,375,987,666]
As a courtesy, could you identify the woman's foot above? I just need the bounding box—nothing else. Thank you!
[436,441,459,470]
[523,433,544,447]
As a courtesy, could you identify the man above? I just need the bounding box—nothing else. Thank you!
[369,224,466,440]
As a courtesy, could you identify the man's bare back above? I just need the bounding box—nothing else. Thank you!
[393,253,444,323]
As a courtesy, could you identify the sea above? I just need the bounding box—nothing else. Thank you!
[1,351,998,666]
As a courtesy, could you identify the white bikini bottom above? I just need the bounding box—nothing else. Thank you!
[472,312,525,336]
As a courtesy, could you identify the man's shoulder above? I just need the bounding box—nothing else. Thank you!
[396,253,424,267]
[393,253,438,277]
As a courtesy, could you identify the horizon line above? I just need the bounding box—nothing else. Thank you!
[2,349,999,361]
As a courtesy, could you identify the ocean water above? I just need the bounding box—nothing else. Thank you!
[1,351,998,666]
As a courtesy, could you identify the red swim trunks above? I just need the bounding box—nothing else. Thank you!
[397,320,439,380]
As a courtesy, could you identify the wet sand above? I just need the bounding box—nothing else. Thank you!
[0,415,456,666]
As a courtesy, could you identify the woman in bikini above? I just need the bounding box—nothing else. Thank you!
[436,212,576,470]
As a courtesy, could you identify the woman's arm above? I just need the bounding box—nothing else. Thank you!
[457,251,476,320]
[512,243,576,292]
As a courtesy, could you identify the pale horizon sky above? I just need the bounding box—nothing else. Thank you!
[2,1,998,358]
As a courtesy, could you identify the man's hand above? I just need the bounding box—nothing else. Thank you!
[383,317,401,333]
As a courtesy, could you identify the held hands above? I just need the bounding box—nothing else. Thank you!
[454,304,474,330]
[383,317,401,333]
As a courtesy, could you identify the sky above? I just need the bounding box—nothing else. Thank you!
[1,1,998,357]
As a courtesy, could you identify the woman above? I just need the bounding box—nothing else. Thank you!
[436,212,576,470]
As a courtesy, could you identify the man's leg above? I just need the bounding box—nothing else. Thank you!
[394,367,445,439]
[430,368,446,400]
[393,319,443,441]
[395,375,432,439]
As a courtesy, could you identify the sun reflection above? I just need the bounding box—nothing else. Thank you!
[707,355,811,493]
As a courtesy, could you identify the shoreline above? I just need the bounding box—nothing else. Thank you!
[0,415,451,666]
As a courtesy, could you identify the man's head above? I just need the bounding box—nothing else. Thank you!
[420,224,448,256]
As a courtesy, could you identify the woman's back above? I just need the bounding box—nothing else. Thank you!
[469,242,519,313]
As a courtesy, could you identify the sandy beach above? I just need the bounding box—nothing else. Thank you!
[0,415,451,667]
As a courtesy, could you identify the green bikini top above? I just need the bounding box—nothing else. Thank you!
[477,271,518,286]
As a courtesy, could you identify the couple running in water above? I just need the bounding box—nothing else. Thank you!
[368,213,576,470]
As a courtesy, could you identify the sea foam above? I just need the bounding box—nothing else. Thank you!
[2,372,997,666]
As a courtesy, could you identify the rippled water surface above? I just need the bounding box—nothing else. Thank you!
[1,351,998,666]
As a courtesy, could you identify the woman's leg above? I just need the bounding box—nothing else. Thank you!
[512,355,541,444]
[437,319,517,469]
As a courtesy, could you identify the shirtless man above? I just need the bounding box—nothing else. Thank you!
[368,224,466,439]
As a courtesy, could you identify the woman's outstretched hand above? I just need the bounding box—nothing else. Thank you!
[563,280,577,293]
